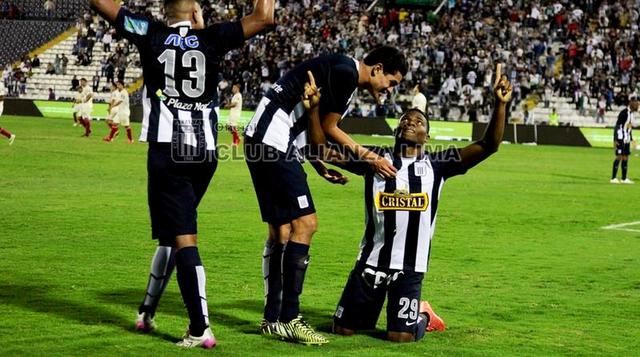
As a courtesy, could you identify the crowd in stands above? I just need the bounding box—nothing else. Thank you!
[2,0,639,124]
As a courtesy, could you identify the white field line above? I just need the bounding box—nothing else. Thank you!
[601,221,640,233]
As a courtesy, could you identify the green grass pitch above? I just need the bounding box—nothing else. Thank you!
[0,115,638,356]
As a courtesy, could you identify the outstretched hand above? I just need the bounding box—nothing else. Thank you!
[493,63,513,104]
[303,71,321,110]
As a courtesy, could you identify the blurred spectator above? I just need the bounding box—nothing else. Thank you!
[92,72,100,92]
[45,63,55,74]
[31,54,40,68]
[61,54,68,75]
[411,84,427,114]
[549,107,560,126]
[71,75,79,91]
[48,87,55,100]
[44,0,55,19]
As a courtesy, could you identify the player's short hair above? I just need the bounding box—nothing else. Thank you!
[164,0,198,17]
[364,46,408,77]
[80,78,87,82]
[117,80,124,85]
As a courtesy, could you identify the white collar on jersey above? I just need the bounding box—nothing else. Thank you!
[352,57,360,72]
[169,20,192,28]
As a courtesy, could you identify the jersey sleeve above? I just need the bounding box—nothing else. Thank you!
[430,148,468,180]
[323,63,358,116]
[113,8,151,48]
[203,21,245,56]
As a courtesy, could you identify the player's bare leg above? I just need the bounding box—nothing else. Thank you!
[174,234,216,349]
[73,112,79,126]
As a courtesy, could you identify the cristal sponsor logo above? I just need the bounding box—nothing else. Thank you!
[166,98,211,111]
[375,190,428,212]
[164,34,200,50]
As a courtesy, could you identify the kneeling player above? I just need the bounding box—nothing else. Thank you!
[318,64,512,342]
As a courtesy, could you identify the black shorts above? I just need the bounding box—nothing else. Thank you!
[147,143,217,243]
[615,141,631,155]
[333,264,424,333]
[244,139,315,226]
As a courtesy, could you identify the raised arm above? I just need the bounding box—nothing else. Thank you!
[458,63,512,170]
[241,0,275,39]
[89,0,120,23]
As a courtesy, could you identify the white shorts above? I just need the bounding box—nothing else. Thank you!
[108,107,119,121]
[79,104,93,118]
[114,110,130,126]
[0,101,3,117]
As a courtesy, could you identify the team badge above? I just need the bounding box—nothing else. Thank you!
[375,189,428,211]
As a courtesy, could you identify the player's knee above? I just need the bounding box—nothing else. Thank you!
[387,331,415,343]
[292,215,317,236]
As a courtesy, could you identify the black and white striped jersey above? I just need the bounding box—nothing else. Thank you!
[245,54,359,153]
[614,108,634,143]
[112,8,245,150]
[347,147,467,273]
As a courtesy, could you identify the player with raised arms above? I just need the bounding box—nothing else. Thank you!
[89,0,275,348]
[244,46,407,345]
[303,64,512,342]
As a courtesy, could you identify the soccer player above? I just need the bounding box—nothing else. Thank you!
[244,46,406,344]
[611,94,638,184]
[89,0,274,349]
[78,78,94,137]
[308,64,512,342]
[104,82,120,136]
[104,80,133,143]
[225,83,242,146]
[0,78,15,145]
[72,86,83,127]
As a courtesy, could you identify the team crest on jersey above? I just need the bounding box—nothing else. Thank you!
[375,190,428,212]
[124,16,148,35]
[164,34,200,50]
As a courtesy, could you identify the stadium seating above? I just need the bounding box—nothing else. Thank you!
[0,20,71,68]
[16,0,88,20]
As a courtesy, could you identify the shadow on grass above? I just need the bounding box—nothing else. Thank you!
[96,289,366,336]
[550,173,603,182]
[0,283,178,343]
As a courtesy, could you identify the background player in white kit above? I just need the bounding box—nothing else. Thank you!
[104,82,120,137]
[0,78,15,145]
[78,78,94,137]
[72,86,83,127]
[104,80,133,143]
[225,83,242,146]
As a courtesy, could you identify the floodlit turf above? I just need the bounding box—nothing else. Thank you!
[0,115,638,356]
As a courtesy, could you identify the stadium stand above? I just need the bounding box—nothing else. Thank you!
[0,19,71,69]
[15,0,88,20]
[1,0,638,126]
